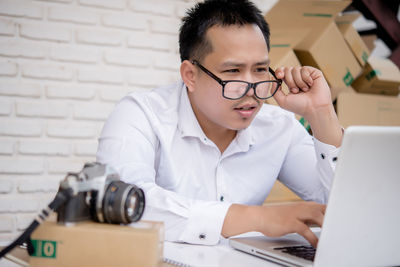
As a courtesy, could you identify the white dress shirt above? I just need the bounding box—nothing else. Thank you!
[96,81,339,245]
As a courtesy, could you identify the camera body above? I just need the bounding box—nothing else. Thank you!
[57,162,145,225]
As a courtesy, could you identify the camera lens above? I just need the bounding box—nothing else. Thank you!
[101,181,145,224]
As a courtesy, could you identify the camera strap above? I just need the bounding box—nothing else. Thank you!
[0,188,73,259]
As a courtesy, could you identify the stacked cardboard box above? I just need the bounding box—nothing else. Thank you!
[337,93,400,128]
[335,12,370,67]
[352,56,400,96]
[264,0,400,204]
[265,0,361,100]
[265,0,400,129]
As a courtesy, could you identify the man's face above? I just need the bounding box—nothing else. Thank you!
[188,24,270,135]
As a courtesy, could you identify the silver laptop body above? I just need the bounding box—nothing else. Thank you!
[230,126,400,267]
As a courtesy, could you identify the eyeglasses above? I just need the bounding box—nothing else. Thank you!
[191,60,282,100]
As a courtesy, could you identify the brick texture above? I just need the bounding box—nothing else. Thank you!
[46,122,99,139]
[0,158,44,174]
[0,40,47,59]
[0,120,42,137]
[0,215,14,232]
[50,45,99,64]
[101,13,147,31]
[0,61,18,76]
[0,0,273,242]
[48,6,99,25]
[20,23,71,42]
[0,179,13,193]
[22,64,74,81]
[0,18,16,36]
[16,101,69,118]
[0,0,43,19]
[46,85,96,100]
[0,139,14,155]
[78,0,126,10]
[0,83,41,97]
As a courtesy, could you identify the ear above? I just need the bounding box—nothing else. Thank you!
[180,60,197,93]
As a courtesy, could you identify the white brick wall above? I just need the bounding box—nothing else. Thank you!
[0,0,276,244]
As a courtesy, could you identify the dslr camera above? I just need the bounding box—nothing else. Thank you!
[57,162,145,224]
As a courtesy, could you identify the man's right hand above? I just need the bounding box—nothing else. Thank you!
[221,202,326,248]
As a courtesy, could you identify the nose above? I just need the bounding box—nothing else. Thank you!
[243,71,257,97]
[243,71,257,84]
[245,84,255,97]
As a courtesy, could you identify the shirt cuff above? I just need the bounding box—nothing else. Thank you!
[178,201,232,245]
[313,137,340,190]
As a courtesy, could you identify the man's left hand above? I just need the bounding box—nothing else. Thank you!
[273,66,332,120]
[272,66,343,147]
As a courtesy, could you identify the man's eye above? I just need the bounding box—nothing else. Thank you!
[255,67,267,72]
[223,69,239,73]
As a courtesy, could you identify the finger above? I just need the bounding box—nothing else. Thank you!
[283,67,297,92]
[305,210,324,228]
[298,203,325,227]
[301,67,314,87]
[318,204,327,215]
[290,88,300,94]
[292,67,309,92]
[272,86,287,107]
[297,223,319,248]
[311,203,327,216]
[275,67,285,79]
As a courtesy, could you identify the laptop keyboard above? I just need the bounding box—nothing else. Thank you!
[273,245,316,261]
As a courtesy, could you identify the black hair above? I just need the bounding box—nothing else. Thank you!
[179,0,270,62]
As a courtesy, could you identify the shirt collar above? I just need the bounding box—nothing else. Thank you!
[235,126,255,152]
[177,84,207,139]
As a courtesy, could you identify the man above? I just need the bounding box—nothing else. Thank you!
[97,0,342,248]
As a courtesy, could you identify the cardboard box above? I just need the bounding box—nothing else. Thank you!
[351,57,400,96]
[270,29,310,50]
[337,92,400,128]
[335,12,370,67]
[265,0,362,100]
[264,181,302,204]
[30,221,164,267]
[361,34,377,54]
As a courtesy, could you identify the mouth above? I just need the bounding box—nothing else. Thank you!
[234,106,256,111]
[234,103,258,118]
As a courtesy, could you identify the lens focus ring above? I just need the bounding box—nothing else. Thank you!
[102,181,145,224]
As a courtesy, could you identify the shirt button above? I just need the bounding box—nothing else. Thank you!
[332,157,338,162]
[199,234,206,240]
[320,153,325,159]
[220,196,224,202]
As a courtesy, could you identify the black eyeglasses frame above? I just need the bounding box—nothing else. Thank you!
[191,60,282,100]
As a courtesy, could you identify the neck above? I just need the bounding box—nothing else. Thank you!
[204,126,237,154]
[188,95,236,154]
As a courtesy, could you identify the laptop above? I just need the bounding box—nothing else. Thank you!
[230,126,400,267]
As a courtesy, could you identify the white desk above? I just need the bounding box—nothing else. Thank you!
[164,232,281,267]
[0,233,286,267]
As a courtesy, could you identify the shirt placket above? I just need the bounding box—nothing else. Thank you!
[215,158,227,203]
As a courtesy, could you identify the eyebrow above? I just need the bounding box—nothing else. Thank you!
[220,59,270,68]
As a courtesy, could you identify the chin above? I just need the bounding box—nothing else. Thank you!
[230,119,253,131]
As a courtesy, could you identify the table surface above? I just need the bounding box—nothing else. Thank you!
[163,232,281,267]
[0,232,281,267]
